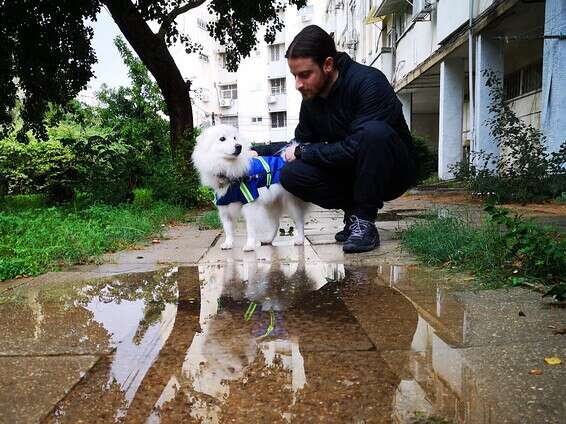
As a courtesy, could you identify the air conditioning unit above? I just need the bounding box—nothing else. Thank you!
[219,98,232,107]
[301,14,312,22]
[267,95,277,104]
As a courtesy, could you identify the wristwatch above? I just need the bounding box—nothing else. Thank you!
[294,144,307,159]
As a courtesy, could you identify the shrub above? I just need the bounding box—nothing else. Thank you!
[412,134,438,184]
[450,70,566,203]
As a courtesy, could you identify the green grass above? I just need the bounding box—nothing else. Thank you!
[0,194,47,209]
[400,207,566,291]
[0,202,185,281]
[196,210,222,230]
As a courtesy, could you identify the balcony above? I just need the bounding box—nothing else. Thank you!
[375,47,393,83]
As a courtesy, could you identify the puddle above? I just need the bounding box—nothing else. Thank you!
[1,262,563,423]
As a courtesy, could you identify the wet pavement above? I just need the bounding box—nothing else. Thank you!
[1,205,565,423]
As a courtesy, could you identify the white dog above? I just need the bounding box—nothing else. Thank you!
[192,124,308,251]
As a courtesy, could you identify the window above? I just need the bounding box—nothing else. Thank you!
[504,61,542,100]
[270,78,286,95]
[396,5,413,38]
[252,117,263,123]
[270,111,287,128]
[198,52,209,63]
[220,84,238,100]
[218,53,227,69]
[220,115,238,128]
[269,44,284,62]
[197,18,208,31]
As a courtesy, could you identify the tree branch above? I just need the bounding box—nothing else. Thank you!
[157,0,207,40]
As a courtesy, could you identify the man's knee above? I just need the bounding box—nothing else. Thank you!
[359,121,397,145]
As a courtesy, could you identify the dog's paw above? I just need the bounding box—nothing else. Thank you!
[220,241,233,250]
[243,243,256,252]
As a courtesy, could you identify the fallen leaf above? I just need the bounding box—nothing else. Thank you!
[519,311,526,317]
[553,327,566,335]
[529,369,543,375]
[544,356,562,365]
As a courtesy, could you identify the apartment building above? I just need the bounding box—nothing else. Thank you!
[174,1,327,145]
[326,0,566,179]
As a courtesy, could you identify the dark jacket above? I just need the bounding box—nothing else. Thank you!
[296,53,413,167]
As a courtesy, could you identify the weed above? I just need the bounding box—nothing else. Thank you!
[132,188,154,209]
[196,210,222,230]
[0,202,185,281]
[449,70,565,203]
[401,205,565,294]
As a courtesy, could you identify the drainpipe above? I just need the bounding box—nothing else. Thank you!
[468,0,475,155]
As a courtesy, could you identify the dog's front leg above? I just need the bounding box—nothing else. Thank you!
[218,205,236,250]
[242,203,260,251]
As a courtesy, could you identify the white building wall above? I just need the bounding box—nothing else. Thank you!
[436,0,470,44]
[174,1,327,144]
[173,9,220,127]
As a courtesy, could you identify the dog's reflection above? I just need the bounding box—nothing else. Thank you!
[182,255,345,420]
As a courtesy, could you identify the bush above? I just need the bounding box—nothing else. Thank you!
[450,70,566,203]
[0,38,207,208]
[412,134,438,184]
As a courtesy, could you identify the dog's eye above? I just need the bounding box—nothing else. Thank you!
[219,137,226,142]
[233,137,236,140]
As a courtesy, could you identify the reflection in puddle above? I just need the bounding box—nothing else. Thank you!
[4,260,527,423]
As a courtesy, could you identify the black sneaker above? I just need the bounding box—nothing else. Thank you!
[343,216,380,253]
[335,214,353,242]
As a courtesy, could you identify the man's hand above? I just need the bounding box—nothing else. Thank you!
[248,150,259,157]
[283,145,298,162]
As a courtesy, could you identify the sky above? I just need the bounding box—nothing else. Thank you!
[78,8,131,104]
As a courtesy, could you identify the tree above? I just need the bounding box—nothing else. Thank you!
[0,0,307,157]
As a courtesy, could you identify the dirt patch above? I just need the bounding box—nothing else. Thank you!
[404,191,566,216]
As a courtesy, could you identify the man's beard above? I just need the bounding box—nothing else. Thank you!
[301,71,333,99]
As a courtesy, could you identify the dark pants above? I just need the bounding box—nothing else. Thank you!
[268,121,416,221]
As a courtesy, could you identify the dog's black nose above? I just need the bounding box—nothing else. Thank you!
[234,144,242,155]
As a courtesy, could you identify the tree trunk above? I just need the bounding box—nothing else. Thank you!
[102,0,194,153]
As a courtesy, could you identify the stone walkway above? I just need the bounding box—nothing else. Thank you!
[1,196,565,423]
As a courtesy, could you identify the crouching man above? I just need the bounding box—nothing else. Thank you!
[279,25,416,253]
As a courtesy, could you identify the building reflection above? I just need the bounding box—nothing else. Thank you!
[42,261,505,423]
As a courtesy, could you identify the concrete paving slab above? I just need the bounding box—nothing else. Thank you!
[453,288,566,347]
[307,228,396,245]
[311,240,418,265]
[458,340,566,423]
[0,355,99,424]
[199,237,320,264]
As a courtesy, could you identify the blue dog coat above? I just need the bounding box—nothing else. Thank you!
[215,156,285,206]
